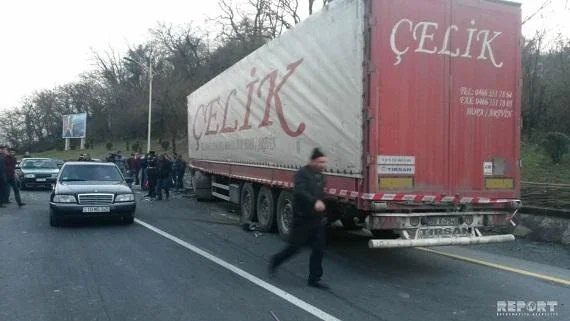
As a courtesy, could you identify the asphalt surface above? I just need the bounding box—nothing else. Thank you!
[0,188,568,321]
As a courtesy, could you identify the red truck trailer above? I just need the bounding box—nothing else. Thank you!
[187,0,522,248]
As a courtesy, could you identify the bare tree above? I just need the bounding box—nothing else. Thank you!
[309,0,332,15]
[522,0,552,25]
[216,0,301,42]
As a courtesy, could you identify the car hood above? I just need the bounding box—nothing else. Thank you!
[21,169,60,175]
[55,181,132,194]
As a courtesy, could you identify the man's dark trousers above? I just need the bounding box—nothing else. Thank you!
[271,216,326,283]
[147,169,158,197]
[5,177,22,205]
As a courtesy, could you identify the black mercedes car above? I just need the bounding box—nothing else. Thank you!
[49,162,136,226]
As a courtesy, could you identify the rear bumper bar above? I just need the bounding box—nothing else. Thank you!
[368,234,515,248]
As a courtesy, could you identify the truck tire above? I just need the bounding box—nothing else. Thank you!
[192,171,213,201]
[240,183,257,222]
[256,187,276,232]
[339,206,361,230]
[340,216,359,231]
[276,191,294,242]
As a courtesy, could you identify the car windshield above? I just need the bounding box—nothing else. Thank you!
[60,165,123,182]
[21,159,58,169]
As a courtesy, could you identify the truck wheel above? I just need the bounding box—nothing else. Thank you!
[339,206,361,230]
[340,216,359,230]
[192,171,212,201]
[256,187,276,232]
[276,191,294,242]
[240,183,257,222]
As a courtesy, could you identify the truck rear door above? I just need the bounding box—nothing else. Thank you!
[371,0,452,196]
[369,0,521,201]
[448,0,521,200]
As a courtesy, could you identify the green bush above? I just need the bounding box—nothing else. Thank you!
[55,140,65,151]
[106,142,113,151]
[543,132,570,164]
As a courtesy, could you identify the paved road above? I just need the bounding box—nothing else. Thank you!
[0,189,568,321]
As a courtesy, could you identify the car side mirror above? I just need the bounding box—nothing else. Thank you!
[125,177,134,184]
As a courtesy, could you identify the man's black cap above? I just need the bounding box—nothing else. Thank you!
[310,148,325,160]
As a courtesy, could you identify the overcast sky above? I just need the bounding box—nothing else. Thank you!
[0,0,567,110]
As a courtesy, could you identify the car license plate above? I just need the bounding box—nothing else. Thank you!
[423,216,460,226]
[36,178,47,182]
[82,207,111,213]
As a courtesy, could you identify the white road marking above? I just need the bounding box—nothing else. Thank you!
[135,218,342,321]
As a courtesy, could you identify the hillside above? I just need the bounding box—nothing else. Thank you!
[29,138,189,161]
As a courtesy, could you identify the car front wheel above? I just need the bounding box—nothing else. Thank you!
[49,209,60,227]
[122,213,135,225]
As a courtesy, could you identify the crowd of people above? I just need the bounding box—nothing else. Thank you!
[105,150,187,200]
[0,145,25,208]
[0,145,188,208]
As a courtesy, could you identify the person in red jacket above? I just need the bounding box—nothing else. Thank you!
[3,147,24,207]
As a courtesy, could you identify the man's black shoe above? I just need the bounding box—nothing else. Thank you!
[268,264,277,278]
[308,281,331,290]
[18,203,26,208]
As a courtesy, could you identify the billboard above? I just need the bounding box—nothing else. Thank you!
[62,113,87,139]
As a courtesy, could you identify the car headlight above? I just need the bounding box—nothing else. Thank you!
[24,174,36,178]
[53,195,77,203]
[115,194,135,202]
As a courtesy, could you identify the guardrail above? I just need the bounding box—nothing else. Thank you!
[521,181,570,209]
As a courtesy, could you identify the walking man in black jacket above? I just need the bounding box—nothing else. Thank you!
[269,148,329,289]
[156,154,172,200]
[0,145,7,208]
[145,151,158,198]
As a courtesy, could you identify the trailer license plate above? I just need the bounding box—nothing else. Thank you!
[423,216,459,226]
[83,207,111,213]
[485,178,514,190]
[36,178,47,182]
